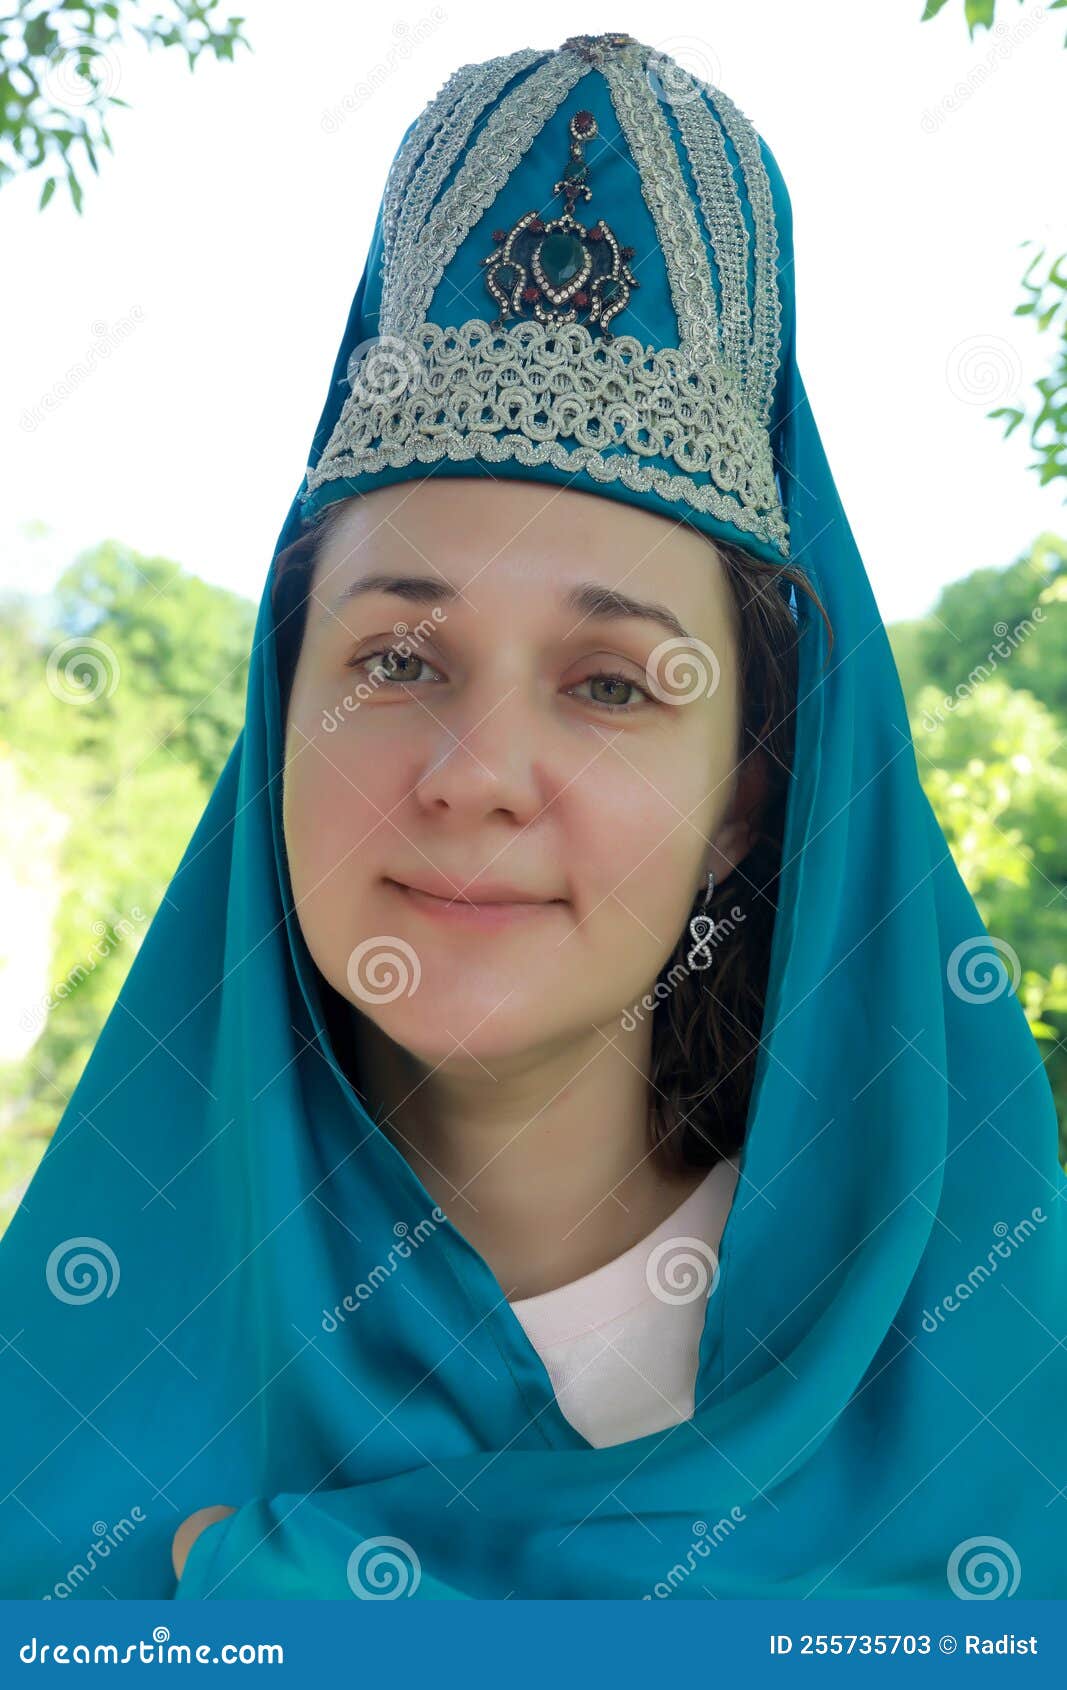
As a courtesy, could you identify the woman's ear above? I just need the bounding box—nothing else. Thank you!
[706,749,769,887]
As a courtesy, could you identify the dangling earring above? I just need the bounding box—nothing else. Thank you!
[686,869,718,971]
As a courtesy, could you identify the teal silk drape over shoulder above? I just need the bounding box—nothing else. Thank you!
[1,35,1063,1601]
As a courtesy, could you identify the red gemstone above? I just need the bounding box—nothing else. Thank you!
[621,246,635,260]
[587,225,603,242]
[522,285,540,303]
[528,215,545,232]
[492,228,508,243]
[573,290,589,308]
[575,110,594,131]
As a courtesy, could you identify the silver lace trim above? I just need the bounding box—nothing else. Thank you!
[600,54,723,368]
[304,317,789,555]
[379,49,548,293]
[310,36,789,557]
[380,51,592,342]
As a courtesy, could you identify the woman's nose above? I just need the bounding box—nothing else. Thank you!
[410,682,550,824]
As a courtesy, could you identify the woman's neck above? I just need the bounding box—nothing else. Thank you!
[351,1012,712,1300]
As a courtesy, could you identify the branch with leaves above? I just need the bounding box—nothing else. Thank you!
[991,243,1067,497]
[921,0,1067,46]
[0,0,250,211]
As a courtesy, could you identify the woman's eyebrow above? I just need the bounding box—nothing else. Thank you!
[324,573,692,641]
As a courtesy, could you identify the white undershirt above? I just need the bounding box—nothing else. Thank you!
[508,1156,740,1448]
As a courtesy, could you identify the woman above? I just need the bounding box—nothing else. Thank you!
[3,32,1063,1602]
[171,467,816,1583]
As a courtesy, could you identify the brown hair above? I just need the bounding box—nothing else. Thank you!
[270,492,832,1173]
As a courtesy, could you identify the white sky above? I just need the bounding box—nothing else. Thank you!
[2,0,1063,624]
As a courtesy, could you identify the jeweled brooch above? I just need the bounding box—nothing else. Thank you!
[480,108,639,342]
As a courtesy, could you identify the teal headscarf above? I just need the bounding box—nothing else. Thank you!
[2,34,1063,1602]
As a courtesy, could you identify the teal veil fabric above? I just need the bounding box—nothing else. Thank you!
[1,36,1063,1602]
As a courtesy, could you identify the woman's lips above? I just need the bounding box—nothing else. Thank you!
[385,878,566,928]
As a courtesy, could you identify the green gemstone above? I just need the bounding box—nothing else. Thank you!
[540,232,585,287]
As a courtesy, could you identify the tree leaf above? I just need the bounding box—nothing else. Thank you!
[964,0,997,32]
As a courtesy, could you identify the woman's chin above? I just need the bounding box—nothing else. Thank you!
[363,994,566,1070]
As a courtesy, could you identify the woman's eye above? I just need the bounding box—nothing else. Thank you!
[569,671,652,712]
[345,646,439,685]
[343,651,651,712]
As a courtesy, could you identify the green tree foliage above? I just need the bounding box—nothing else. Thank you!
[912,533,1067,720]
[895,536,1067,1166]
[990,245,1067,496]
[921,0,1067,46]
[1,0,250,211]
[0,543,254,1229]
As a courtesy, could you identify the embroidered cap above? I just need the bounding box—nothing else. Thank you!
[300,32,790,559]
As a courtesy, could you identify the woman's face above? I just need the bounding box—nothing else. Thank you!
[281,477,757,1067]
